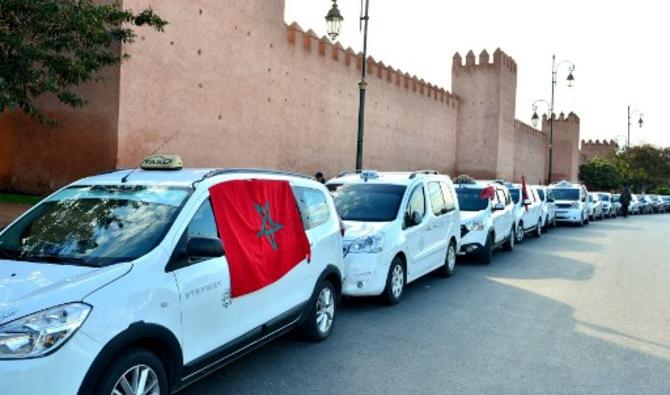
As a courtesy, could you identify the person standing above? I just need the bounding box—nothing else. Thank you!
[621,185,631,218]
[315,171,326,184]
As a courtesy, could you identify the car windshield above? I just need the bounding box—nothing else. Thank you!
[455,188,489,212]
[330,183,407,222]
[509,188,520,204]
[598,194,610,201]
[0,185,190,267]
[612,195,621,202]
[551,188,580,201]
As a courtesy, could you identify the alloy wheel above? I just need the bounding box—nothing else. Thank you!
[447,244,456,271]
[316,286,335,334]
[112,364,160,395]
[391,264,404,298]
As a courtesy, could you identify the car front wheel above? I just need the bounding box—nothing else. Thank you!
[300,280,337,341]
[95,348,168,395]
[383,258,405,305]
[502,226,515,252]
[515,222,525,244]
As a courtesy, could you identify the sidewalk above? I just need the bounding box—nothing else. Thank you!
[0,202,30,227]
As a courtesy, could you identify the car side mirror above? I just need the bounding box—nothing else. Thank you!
[186,237,225,258]
[492,203,505,211]
[547,197,554,203]
[523,199,532,206]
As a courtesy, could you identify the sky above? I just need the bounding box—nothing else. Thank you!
[285,0,669,148]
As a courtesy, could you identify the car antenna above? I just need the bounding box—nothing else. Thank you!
[121,130,181,183]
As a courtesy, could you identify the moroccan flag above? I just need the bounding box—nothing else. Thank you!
[209,179,311,297]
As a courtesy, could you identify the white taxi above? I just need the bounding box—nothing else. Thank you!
[504,182,543,243]
[0,156,344,395]
[327,170,460,304]
[549,180,590,226]
[454,178,515,263]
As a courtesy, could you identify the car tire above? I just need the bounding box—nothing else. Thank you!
[382,257,405,305]
[542,216,549,233]
[534,220,542,238]
[502,226,515,252]
[439,240,457,277]
[515,221,525,244]
[479,233,494,264]
[94,348,169,395]
[299,280,337,341]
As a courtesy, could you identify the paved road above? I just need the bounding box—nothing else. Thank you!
[182,214,670,395]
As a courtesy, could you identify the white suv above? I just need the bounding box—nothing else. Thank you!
[505,183,543,243]
[588,192,604,220]
[0,158,344,395]
[549,180,590,226]
[327,170,460,304]
[454,179,515,263]
[597,192,615,218]
[533,185,557,232]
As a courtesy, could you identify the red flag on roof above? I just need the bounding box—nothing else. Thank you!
[480,186,495,200]
[521,175,529,211]
[209,179,311,297]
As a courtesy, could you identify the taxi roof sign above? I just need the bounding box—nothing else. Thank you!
[140,155,183,170]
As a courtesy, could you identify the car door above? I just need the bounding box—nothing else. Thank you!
[439,181,460,247]
[492,188,508,243]
[424,181,450,271]
[262,184,333,321]
[402,183,430,281]
[170,197,269,363]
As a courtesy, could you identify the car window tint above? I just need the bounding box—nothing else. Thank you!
[187,199,218,239]
[405,185,426,221]
[440,182,456,211]
[293,186,330,230]
[428,182,446,216]
[495,189,506,206]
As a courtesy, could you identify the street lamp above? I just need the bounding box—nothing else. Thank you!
[531,54,576,183]
[627,106,644,149]
[325,0,371,171]
[325,0,344,40]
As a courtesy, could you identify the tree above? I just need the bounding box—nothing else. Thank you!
[0,0,167,124]
[578,157,621,191]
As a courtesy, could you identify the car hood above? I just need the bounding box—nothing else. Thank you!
[460,210,486,224]
[343,221,391,241]
[0,260,132,324]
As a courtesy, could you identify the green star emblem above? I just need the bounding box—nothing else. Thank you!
[255,202,283,250]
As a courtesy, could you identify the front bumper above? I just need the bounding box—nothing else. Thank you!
[459,229,487,255]
[0,329,101,395]
[342,253,391,297]
[555,209,582,223]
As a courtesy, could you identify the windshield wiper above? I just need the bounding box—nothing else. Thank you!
[20,254,92,266]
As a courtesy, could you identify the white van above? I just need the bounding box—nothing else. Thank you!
[0,157,344,395]
[549,180,590,225]
[327,170,461,304]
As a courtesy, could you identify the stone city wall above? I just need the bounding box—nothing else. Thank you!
[513,120,547,185]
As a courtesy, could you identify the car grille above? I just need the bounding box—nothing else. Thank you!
[556,203,573,209]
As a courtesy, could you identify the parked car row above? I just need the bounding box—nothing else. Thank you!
[0,159,663,395]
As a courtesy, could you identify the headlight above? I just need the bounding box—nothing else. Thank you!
[348,234,384,254]
[464,219,486,232]
[0,303,91,359]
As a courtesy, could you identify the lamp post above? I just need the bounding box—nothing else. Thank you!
[531,54,575,183]
[326,0,370,171]
[627,106,644,149]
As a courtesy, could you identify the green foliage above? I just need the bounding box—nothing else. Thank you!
[578,157,621,191]
[580,145,670,193]
[0,0,167,124]
[650,186,670,195]
[0,193,43,205]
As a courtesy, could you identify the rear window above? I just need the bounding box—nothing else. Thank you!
[509,188,520,204]
[455,188,489,212]
[536,189,545,200]
[330,183,406,222]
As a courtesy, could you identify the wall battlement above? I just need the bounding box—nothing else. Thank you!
[452,48,517,74]
[581,139,617,146]
[287,22,457,107]
[543,112,580,124]
[514,120,546,140]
